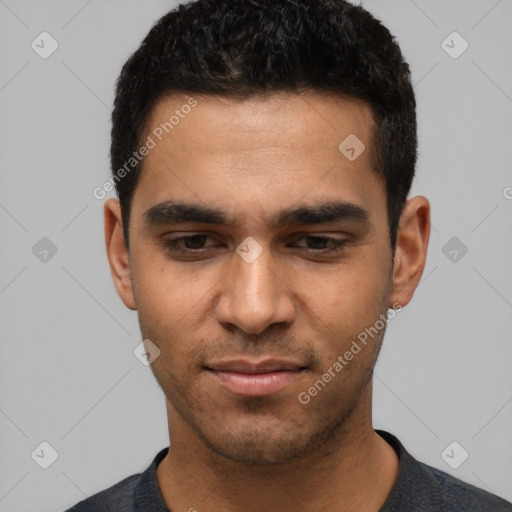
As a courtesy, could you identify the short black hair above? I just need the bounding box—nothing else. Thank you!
[111,0,417,251]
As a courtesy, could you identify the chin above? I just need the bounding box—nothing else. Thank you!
[194,414,316,465]
[205,433,308,465]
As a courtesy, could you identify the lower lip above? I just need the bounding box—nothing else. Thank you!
[206,369,303,396]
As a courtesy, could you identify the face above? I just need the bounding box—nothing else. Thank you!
[105,92,429,465]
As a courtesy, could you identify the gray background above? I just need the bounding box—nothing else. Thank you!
[1,0,511,510]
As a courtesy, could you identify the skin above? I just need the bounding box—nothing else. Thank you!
[105,91,430,512]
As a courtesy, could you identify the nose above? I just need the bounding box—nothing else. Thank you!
[214,245,296,335]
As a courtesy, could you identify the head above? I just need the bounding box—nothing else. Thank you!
[111,0,418,252]
[105,0,430,465]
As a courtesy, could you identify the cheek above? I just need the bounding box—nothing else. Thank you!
[131,257,218,363]
[133,253,213,319]
[299,257,389,350]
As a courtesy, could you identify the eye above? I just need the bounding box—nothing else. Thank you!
[290,236,349,254]
[160,234,349,259]
[162,234,219,253]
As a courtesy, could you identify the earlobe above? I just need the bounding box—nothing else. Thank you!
[104,198,136,311]
[389,196,431,309]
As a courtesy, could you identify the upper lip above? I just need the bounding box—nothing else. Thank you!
[205,358,306,374]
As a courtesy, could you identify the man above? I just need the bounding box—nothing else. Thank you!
[66,0,512,510]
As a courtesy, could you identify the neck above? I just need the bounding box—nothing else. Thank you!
[156,387,399,512]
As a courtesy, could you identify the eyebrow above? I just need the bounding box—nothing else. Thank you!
[143,199,370,229]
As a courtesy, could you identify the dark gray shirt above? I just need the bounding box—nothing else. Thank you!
[63,430,512,511]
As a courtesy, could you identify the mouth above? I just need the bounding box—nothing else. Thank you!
[204,358,308,397]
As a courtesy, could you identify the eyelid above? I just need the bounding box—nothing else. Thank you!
[161,233,219,250]
[161,232,349,243]
[289,235,349,253]
[160,233,350,258]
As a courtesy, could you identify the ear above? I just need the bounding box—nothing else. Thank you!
[389,195,430,309]
[104,198,136,310]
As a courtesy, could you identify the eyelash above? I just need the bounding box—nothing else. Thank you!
[161,234,349,256]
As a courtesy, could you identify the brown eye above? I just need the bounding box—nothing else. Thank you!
[291,236,348,254]
[162,234,217,253]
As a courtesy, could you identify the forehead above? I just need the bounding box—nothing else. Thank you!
[143,91,375,159]
[132,92,385,229]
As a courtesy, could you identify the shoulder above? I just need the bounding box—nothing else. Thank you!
[377,430,512,512]
[62,448,169,512]
[63,473,141,512]
[63,472,140,512]
[425,463,512,511]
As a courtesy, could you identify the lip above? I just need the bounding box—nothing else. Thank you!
[206,358,305,374]
[205,358,307,397]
